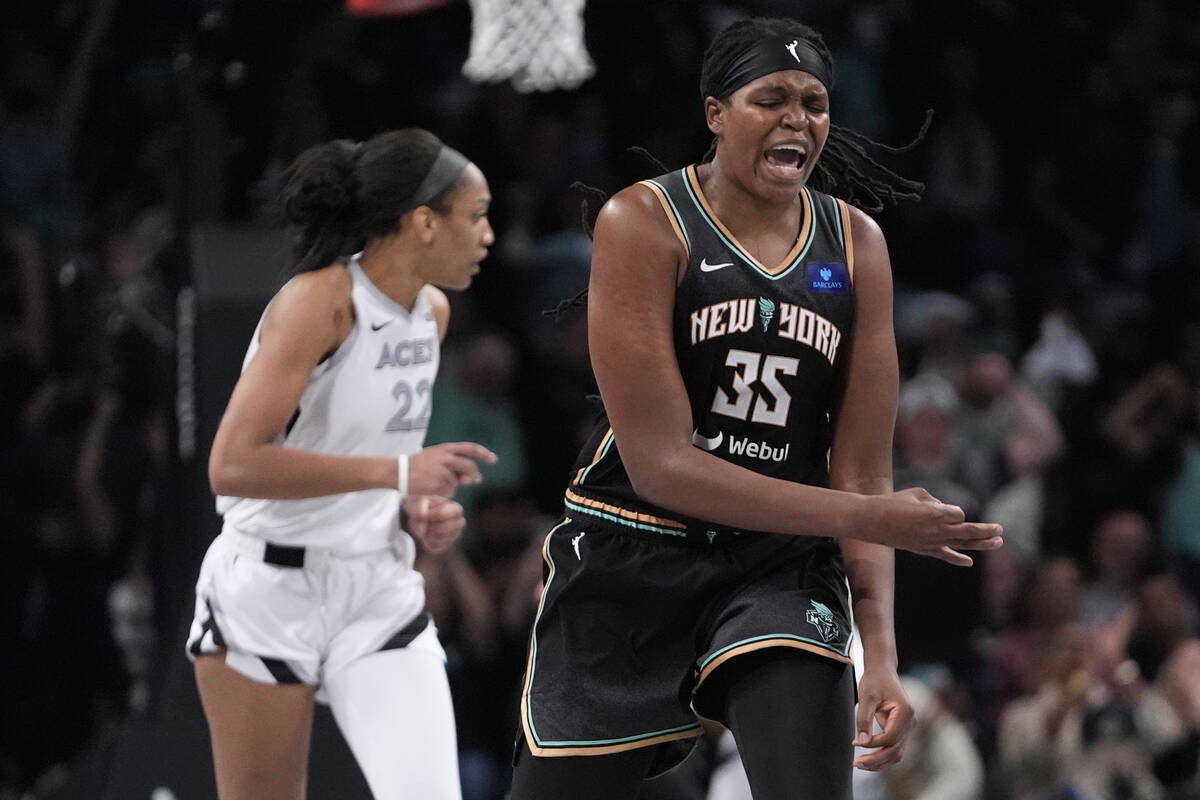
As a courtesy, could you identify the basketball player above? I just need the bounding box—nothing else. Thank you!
[508,17,1003,800]
[186,128,497,800]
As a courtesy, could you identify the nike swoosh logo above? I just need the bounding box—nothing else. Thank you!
[691,429,723,451]
[370,320,392,331]
[700,258,734,272]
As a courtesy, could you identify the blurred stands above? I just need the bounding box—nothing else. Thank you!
[1,1,1198,798]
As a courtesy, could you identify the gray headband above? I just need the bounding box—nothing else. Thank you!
[404,145,469,212]
[709,36,832,100]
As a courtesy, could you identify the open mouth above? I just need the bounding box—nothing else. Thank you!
[764,145,807,176]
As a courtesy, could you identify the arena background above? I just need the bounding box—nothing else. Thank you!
[1,0,1198,798]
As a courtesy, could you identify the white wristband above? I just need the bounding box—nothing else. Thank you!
[396,454,409,497]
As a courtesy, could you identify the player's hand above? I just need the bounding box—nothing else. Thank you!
[867,488,1004,566]
[403,495,466,554]
[852,667,914,771]
[408,442,497,498]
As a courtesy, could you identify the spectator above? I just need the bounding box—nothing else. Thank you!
[996,618,1166,800]
[1080,509,1155,628]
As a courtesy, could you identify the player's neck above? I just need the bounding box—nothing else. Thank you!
[359,239,423,311]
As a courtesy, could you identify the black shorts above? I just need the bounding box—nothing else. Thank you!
[518,512,852,770]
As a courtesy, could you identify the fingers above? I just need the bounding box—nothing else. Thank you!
[930,546,974,567]
[921,522,1003,566]
[410,443,498,496]
[405,495,430,538]
[424,496,465,523]
[941,533,1003,553]
[422,518,465,553]
[444,442,498,465]
[406,496,465,554]
[854,698,877,747]
[957,522,1004,541]
[934,501,966,523]
[444,443,498,485]
[446,455,486,486]
[853,739,906,771]
[907,487,936,502]
[852,704,913,771]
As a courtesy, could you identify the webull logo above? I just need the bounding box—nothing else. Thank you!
[726,434,789,462]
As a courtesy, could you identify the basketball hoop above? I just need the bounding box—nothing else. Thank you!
[345,0,449,16]
[462,0,594,93]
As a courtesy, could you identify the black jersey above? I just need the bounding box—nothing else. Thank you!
[566,165,858,537]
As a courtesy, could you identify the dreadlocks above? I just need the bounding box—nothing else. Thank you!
[547,16,928,318]
[700,16,927,214]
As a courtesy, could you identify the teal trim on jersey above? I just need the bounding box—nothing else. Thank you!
[533,721,703,749]
[564,497,688,537]
[575,434,615,487]
[526,518,702,749]
[524,518,571,746]
[682,176,817,281]
[698,630,855,673]
[645,177,692,252]
[831,196,846,252]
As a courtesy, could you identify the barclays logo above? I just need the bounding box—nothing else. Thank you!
[807,262,847,293]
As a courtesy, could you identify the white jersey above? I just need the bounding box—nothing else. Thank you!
[217,255,440,555]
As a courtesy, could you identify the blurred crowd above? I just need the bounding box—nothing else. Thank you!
[1,0,1198,798]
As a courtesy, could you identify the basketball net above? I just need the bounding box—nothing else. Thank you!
[462,0,594,93]
[345,0,449,16]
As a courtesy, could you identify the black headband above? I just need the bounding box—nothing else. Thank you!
[708,36,832,100]
[403,145,469,213]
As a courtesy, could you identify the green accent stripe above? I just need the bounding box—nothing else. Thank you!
[699,631,855,673]
[682,178,816,281]
[526,518,701,749]
[575,434,614,487]
[680,175,760,271]
[794,187,819,276]
[645,177,691,251]
[564,499,688,537]
[534,721,703,749]
[525,518,572,744]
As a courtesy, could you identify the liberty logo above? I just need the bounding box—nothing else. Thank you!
[786,39,802,64]
[757,297,776,332]
[820,267,832,282]
[806,600,839,643]
[572,531,586,560]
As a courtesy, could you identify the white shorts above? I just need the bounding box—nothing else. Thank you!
[186,526,441,702]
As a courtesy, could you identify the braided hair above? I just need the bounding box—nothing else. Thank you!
[548,16,928,318]
[700,17,927,214]
[281,128,460,274]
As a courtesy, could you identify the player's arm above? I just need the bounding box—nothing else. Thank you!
[209,267,396,499]
[208,268,489,499]
[830,208,900,665]
[827,206,911,769]
[588,188,1000,558]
